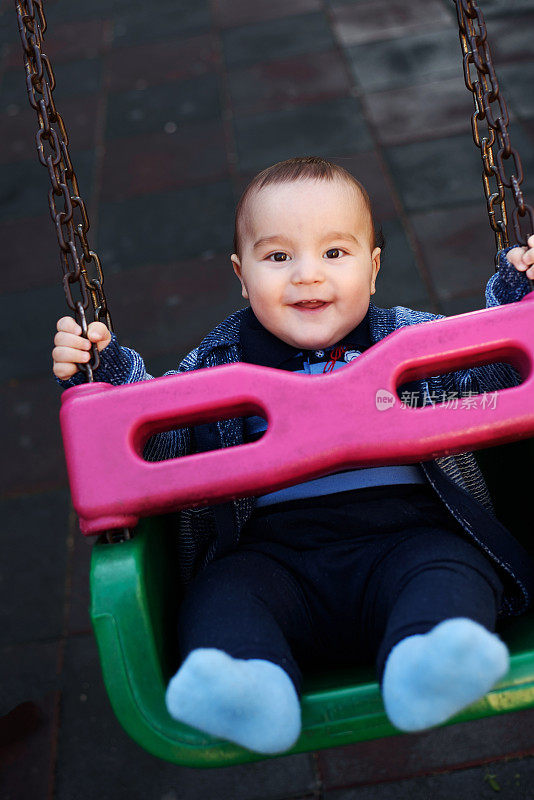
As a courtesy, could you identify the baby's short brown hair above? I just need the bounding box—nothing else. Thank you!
[233,156,384,257]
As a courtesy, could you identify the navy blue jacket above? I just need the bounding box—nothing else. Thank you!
[57,248,534,616]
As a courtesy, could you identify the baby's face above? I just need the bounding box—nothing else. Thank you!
[231,178,381,350]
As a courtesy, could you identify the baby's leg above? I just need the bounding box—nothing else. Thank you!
[166,549,312,753]
[368,529,508,732]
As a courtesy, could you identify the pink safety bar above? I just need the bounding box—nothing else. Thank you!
[60,295,534,534]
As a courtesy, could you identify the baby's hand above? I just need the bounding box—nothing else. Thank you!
[506,234,534,280]
[52,316,112,379]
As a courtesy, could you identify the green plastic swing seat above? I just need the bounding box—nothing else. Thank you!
[90,437,534,767]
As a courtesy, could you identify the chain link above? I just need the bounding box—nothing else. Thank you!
[455,0,534,289]
[15,0,114,380]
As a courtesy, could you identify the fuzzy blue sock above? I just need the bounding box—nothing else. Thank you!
[382,617,509,731]
[382,617,509,732]
[165,648,301,754]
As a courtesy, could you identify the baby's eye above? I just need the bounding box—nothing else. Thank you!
[268,252,289,262]
[324,248,344,259]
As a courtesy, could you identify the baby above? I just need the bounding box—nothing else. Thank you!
[53,157,534,755]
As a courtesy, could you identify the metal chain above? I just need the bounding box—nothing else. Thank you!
[15,0,534,336]
[454,0,534,289]
[15,0,114,380]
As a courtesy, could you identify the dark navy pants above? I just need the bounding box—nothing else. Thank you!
[177,484,505,697]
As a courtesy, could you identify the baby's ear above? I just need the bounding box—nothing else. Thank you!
[231,254,248,299]
[370,247,381,294]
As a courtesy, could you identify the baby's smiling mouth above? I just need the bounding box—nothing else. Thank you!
[292,300,331,309]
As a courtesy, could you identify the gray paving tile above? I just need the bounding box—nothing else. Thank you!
[488,12,534,63]
[317,707,534,791]
[371,217,433,313]
[0,63,28,112]
[213,0,322,29]
[330,0,454,47]
[0,283,74,380]
[234,96,372,173]
[226,50,350,115]
[55,633,317,800]
[482,0,534,17]
[10,15,107,68]
[410,204,498,300]
[324,756,534,799]
[44,0,211,40]
[1,92,99,166]
[0,640,58,800]
[0,491,70,645]
[100,121,229,201]
[0,57,101,108]
[37,57,102,101]
[221,12,334,69]
[346,28,462,93]
[93,254,245,365]
[521,117,534,142]
[105,74,221,139]
[0,3,21,47]
[0,151,95,223]
[0,639,59,715]
[111,0,212,45]
[55,633,160,800]
[67,533,94,636]
[103,33,218,93]
[384,134,484,213]
[509,119,534,188]
[365,77,473,148]
[96,180,236,271]
[498,61,534,119]
[36,0,114,24]
[1,375,69,495]
[441,292,487,316]
[0,212,76,294]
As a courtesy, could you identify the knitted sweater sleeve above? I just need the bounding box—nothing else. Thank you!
[54,332,196,460]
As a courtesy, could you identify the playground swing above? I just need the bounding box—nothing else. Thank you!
[16,0,534,768]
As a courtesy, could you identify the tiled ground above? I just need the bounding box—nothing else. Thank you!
[1,0,534,797]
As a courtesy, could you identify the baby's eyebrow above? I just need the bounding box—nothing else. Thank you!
[253,235,291,250]
[253,232,359,250]
[321,231,359,244]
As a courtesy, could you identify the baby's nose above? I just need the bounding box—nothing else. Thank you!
[291,260,325,283]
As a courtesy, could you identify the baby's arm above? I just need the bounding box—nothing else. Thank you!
[52,316,192,461]
[485,237,534,308]
[445,238,533,397]
[53,317,151,387]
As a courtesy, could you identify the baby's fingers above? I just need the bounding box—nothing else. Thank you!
[55,317,111,352]
[87,321,112,351]
[52,316,111,379]
[507,243,534,279]
[54,330,92,351]
[57,315,82,335]
[52,344,92,364]
[52,345,91,379]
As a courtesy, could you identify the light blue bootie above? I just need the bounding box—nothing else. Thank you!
[382,617,510,732]
[165,648,301,754]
